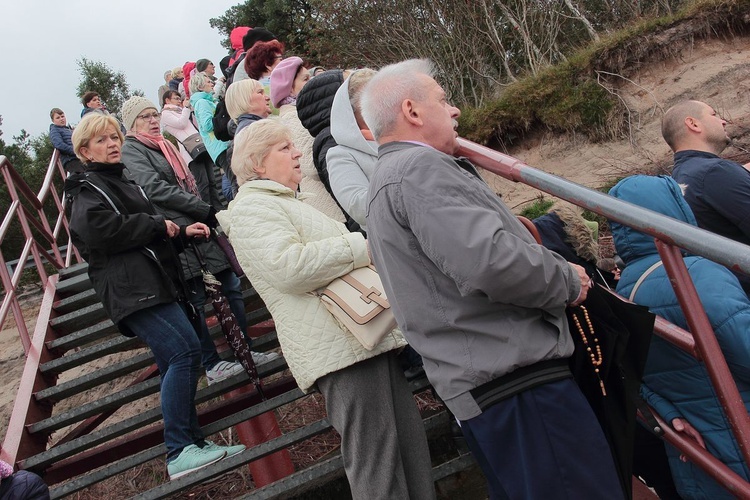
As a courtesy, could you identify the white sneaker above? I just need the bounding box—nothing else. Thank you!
[206,360,245,385]
[251,351,280,365]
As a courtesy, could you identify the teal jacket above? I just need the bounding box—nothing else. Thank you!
[189,91,229,163]
[610,175,750,499]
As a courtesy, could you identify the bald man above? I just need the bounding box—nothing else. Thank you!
[664,100,750,292]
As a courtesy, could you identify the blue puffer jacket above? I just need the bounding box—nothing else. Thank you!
[49,123,76,166]
[609,175,750,499]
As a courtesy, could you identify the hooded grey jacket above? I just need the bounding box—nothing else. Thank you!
[367,141,580,420]
[327,77,379,231]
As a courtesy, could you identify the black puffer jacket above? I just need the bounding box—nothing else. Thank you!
[297,69,362,233]
[121,137,230,279]
[65,163,180,328]
[296,69,344,196]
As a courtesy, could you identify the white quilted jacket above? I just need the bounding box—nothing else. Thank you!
[216,179,405,392]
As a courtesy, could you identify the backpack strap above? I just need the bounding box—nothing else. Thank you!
[629,260,663,301]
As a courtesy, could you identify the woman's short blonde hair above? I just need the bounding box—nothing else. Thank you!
[225,79,264,120]
[232,119,292,187]
[72,113,124,163]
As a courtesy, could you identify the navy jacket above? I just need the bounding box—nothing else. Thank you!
[49,123,76,166]
[610,175,750,499]
[672,150,750,292]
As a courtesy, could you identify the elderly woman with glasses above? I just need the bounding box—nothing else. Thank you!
[66,113,245,480]
[217,119,435,499]
[119,96,279,385]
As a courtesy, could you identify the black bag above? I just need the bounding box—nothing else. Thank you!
[224,52,246,88]
[567,285,655,500]
[179,132,207,160]
[212,98,234,142]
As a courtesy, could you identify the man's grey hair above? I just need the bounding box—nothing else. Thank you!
[361,59,436,141]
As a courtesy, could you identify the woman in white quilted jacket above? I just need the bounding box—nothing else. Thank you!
[216,120,436,500]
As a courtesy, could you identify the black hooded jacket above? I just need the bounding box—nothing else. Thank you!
[296,69,344,197]
[65,163,183,330]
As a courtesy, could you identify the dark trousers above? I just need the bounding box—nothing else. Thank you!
[459,378,623,500]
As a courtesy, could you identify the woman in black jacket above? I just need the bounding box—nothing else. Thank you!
[67,113,245,480]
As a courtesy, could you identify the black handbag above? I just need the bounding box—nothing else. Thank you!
[179,132,207,160]
[567,285,655,500]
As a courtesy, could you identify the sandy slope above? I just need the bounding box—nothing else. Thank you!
[482,35,750,208]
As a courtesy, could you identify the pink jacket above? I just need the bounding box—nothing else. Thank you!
[160,105,195,166]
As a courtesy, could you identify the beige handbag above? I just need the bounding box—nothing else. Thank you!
[315,265,397,350]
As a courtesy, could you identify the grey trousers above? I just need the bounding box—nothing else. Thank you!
[317,351,436,500]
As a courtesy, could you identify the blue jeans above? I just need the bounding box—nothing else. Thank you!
[120,302,203,461]
[186,268,249,371]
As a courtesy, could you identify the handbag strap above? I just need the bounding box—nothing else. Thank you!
[629,260,663,301]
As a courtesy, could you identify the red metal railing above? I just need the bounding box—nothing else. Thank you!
[459,138,750,498]
[0,152,82,354]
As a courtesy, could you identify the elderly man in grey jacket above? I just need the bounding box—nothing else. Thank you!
[362,59,622,500]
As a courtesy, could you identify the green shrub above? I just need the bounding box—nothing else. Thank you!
[520,196,554,220]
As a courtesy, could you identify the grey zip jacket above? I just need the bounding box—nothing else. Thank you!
[366,141,580,420]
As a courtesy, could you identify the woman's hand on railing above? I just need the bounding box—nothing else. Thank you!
[672,417,706,462]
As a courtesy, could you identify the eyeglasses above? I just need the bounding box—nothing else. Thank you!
[274,55,283,60]
[136,112,161,121]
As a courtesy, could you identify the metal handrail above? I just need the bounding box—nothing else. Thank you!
[0,151,82,353]
[458,138,750,497]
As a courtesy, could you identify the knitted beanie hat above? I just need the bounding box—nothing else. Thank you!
[270,57,303,108]
[121,96,158,130]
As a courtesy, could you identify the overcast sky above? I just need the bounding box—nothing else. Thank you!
[0,0,240,145]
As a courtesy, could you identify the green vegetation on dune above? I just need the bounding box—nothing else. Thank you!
[458,0,750,146]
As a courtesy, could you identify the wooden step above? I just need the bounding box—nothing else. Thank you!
[135,419,333,499]
[26,357,293,472]
[31,351,287,436]
[54,273,92,297]
[57,262,89,281]
[35,351,155,404]
[52,289,99,315]
[49,302,108,336]
[40,335,140,376]
[46,319,118,355]
[37,330,279,404]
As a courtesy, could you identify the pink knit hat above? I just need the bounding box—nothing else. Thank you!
[270,57,304,108]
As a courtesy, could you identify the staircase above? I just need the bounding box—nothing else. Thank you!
[3,262,476,498]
